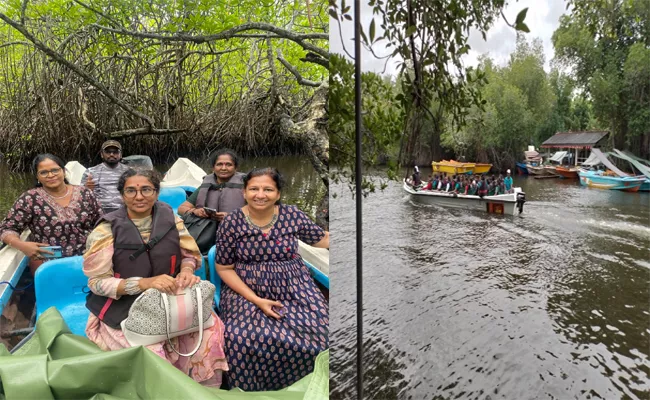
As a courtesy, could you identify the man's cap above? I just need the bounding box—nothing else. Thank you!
[506,169,511,174]
[101,140,122,151]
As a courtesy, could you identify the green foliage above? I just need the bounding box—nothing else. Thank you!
[553,0,649,152]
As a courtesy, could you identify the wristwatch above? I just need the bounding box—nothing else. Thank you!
[124,277,143,296]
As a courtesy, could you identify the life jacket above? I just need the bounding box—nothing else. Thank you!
[195,172,246,212]
[86,202,182,329]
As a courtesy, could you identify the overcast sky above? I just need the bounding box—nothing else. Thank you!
[329,0,569,76]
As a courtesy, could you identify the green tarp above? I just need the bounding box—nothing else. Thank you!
[0,308,328,400]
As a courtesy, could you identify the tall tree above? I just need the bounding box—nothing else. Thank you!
[553,0,650,156]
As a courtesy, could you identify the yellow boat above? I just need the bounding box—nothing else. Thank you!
[472,163,492,174]
[432,160,492,175]
[432,160,475,174]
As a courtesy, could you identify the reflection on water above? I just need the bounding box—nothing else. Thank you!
[331,174,650,399]
[0,156,324,219]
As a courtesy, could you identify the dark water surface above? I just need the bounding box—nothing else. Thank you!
[331,174,650,399]
[0,155,324,219]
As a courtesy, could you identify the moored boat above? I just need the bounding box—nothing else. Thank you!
[472,163,492,174]
[578,170,645,192]
[554,166,579,179]
[432,160,474,175]
[526,164,549,176]
[515,162,528,175]
[403,180,526,215]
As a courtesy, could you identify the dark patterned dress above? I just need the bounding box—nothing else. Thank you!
[215,204,328,391]
[0,186,103,257]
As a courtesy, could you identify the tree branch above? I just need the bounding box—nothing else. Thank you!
[109,127,186,139]
[0,41,31,49]
[277,50,322,87]
[91,22,328,60]
[20,0,28,25]
[0,12,156,127]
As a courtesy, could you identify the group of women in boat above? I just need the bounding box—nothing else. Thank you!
[417,170,514,196]
[0,150,329,391]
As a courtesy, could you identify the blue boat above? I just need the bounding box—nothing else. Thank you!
[578,169,646,192]
[515,162,528,175]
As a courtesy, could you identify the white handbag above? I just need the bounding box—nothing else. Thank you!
[121,280,216,357]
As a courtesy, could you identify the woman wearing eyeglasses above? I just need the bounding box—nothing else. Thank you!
[0,153,103,275]
[83,168,228,387]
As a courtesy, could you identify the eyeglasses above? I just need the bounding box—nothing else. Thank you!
[103,149,121,155]
[122,187,157,198]
[37,168,63,178]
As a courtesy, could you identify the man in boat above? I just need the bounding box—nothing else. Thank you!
[81,140,131,214]
[477,176,488,198]
[504,169,513,193]
[412,166,422,187]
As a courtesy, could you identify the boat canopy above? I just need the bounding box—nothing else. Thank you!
[524,150,541,161]
[549,151,567,163]
[587,149,628,177]
[582,152,602,166]
[611,149,650,179]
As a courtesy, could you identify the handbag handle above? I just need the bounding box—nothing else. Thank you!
[161,285,205,357]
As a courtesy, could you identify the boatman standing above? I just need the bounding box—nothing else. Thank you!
[504,169,513,193]
[81,140,131,214]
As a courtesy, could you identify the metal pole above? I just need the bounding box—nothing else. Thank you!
[353,0,363,398]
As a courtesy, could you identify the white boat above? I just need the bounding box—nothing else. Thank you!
[403,180,526,215]
[160,157,207,189]
[0,232,29,314]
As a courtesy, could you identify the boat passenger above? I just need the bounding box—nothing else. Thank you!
[498,179,506,195]
[0,154,102,275]
[81,140,131,214]
[215,167,329,391]
[488,180,496,196]
[468,180,478,195]
[83,168,228,387]
[412,166,422,187]
[477,177,488,198]
[504,169,513,192]
[177,148,246,252]
[454,177,462,193]
[424,175,433,190]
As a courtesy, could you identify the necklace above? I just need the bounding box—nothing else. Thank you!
[245,212,278,230]
[45,186,71,200]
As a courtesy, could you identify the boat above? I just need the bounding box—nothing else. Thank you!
[554,165,579,179]
[578,149,647,192]
[578,169,645,192]
[160,157,208,192]
[526,164,549,176]
[608,149,650,192]
[403,180,526,215]
[432,160,474,175]
[472,163,492,174]
[515,162,528,175]
[1,157,329,322]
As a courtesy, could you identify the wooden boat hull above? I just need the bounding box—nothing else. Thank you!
[526,164,549,175]
[515,162,528,175]
[578,170,645,192]
[403,181,524,215]
[555,166,579,179]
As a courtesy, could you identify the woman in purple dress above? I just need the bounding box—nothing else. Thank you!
[0,154,102,274]
[215,167,329,391]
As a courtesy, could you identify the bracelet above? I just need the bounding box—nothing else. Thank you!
[124,277,143,296]
[181,265,194,273]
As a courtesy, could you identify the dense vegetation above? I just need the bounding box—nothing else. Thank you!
[0,0,328,173]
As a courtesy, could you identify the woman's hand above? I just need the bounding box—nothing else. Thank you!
[140,274,177,295]
[16,242,53,259]
[254,298,285,319]
[192,207,208,218]
[175,269,200,289]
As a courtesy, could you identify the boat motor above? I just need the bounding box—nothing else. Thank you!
[516,192,526,214]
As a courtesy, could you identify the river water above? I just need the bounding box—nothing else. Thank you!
[331,172,650,399]
[0,155,325,219]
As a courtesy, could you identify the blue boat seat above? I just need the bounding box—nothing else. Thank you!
[158,186,187,215]
[35,256,90,337]
[207,245,222,312]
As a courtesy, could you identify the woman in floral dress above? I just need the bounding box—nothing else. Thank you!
[215,167,330,391]
[0,154,102,275]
